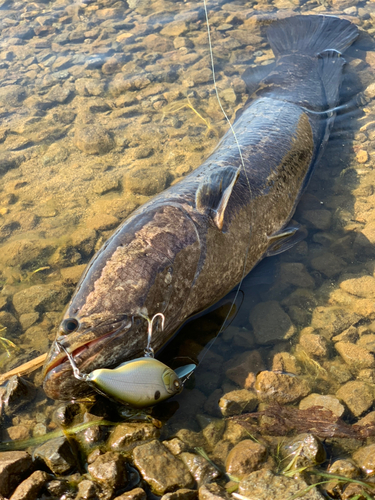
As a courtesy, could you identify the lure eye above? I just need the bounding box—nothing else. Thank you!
[174,380,180,389]
[61,318,79,334]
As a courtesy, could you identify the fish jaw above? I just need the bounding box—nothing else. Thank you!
[42,320,145,400]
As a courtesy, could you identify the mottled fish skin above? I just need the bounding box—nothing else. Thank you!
[43,15,358,400]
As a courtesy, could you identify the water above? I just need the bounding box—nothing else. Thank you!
[1,0,375,494]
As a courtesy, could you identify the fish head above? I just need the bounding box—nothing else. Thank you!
[43,205,201,400]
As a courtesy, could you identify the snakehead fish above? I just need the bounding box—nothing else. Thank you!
[43,15,358,400]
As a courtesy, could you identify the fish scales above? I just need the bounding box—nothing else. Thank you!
[43,15,359,399]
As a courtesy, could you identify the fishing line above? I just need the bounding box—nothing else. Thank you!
[193,0,255,369]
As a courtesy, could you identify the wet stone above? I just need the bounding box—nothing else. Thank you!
[225,440,267,478]
[200,418,226,449]
[272,352,301,375]
[328,459,359,479]
[239,469,324,500]
[218,389,258,417]
[179,452,220,485]
[0,311,18,332]
[161,489,197,500]
[76,479,100,500]
[335,341,375,370]
[123,167,168,196]
[52,402,83,427]
[340,275,375,298]
[133,440,194,495]
[88,452,127,490]
[302,209,331,230]
[255,371,310,404]
[279,262,315,288]
[310,307,360,339]
[34,436,77,475]
[249,301,295,344]
[19,312,39,331]
[86,213,119,232]
[0,85,25,107]
[0,451,33,498]
[332,326,358,344]
[6,425,30,441]
[299,394,345,418]
[299,333,328,358]
[224,350,265,389]
[108,423,160,452]
[3,376,36,417]
[114,487,147,500]
[310,252,346,278]
[163,438,189,456]
[9,470,51,500]
[282,434,326,468]
[336,381,373,417]
[198,483,229,500]
[60,265,86,285]
[353,444,375,475]
[74,126,115,155]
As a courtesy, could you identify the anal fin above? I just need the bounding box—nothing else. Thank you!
[196,166,240,230]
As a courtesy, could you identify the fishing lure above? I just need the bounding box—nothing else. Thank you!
[57,313,195,408]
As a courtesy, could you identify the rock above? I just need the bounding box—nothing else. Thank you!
[76,479,100,500]
[340,276,375,298]
[299,333,328,358]
[19,313,39,331]
[0,85,25,107]
[161,21,188,37]
[255,371,310,404]
[163,439,189,456]
[353,444,375,475]
[52,402,83,427]
[336,381,373,417]
[356,150,368,163]
[332,326,358,344]
[108,423,160,452]
[179,452,220,485]
[175,429,205,449]
[9,470,50,500]
[114,487,147,500]
[0,311,18,332]
[282,434,326,468]
[123,167,168,196]
[357,334,375,353]
[34,437,77,475]
[133,440,194,495]
[272,352,301,375]
[310,307,360,339]
[199,483,229,500]
[6,426,30,441]
[88,452,127,490]
[71,228,97,257]
[161,489,197,500]
[279,263,315,288]
[218,390,258,417]
[2,376,36,417]
[302,209,331,230]
[13,283,70,315]
[239,469,325,500]
[335,341,375,370]
[328,459,359,478]
[310,252,346,278]
[200,418,226,449]
[60,265,86,285]
[225,440,267,478]
[0,451,33,497]
[2,239,54,269]
[224,351,265,388]
[299,394,345,418]
[86,214,119,231]
[249,301,295,344]
[74,126,114,155]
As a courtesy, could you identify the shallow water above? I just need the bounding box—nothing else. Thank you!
[1,0,375,495]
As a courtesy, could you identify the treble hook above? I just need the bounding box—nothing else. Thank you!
[140,313,165,358]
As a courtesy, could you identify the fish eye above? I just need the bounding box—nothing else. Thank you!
[62,318,79,334]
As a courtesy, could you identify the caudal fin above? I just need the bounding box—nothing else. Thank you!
[267,15,359,57]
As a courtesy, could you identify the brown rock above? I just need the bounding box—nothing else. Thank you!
[218,390,258,417]
[353,444,375,475]
[335,341,375,370]
[108,423,160,452]
[299,394,345,418]
[225,440,267,478]
[198,483,229,500]
[332,326,358,343]
[0,451,33,497]
[86,214,119,231]
[340,276,375,298]
[161,489,197,500]
[123,167,168,196]
[9,470,50,500]
[310,307,360,339]
[114,487,147,500]
[249,301,295,344]
[225,351,265,388]
[336,381,373,417]
[272,352,301,375]
[299,333,328,357]
[302,209,331,230]
[255,371,310,404]
[88,452,127,490]
[328,459,359,479]
[310,252,346,278]
[179,453,219,485]
[279,262,315,288]
[161,21,188,37]
[5,426,30,441]
[74,126,114,155]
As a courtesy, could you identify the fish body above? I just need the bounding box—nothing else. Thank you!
[43,15,358,400]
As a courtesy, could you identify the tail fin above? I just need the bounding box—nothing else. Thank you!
[267,15,358,57]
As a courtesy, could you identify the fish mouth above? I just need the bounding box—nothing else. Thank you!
[42,318,143,400]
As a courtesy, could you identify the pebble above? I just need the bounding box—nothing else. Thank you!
[225,440,267,478]
[299,332,328,358]
[335,341,375,370]
[310,252,346,278]
[310,307,360,339]
[123,167,168,196]
[255,371,310,404]
[88,452,128,490]
[198,483,228,500]
[299,394,345,418]
[5,425,30,441]
[12,283,70,315]
[356,149,368,163]
[0,451,33,498]
[336,381,374,417]
[179,452,220,485]
[218,389,258,417]
[9,470,51,500]
[34,437,77,475]
[74,126,115,155]
[114,487,147,500]
[161,489,197,500]
[352,444,375,475]
[133,440,194,495]
[249,301,295,344]
[224,350,265,388]
[328,459,360,478]
[279,262,315,288]
[108,422,160,452]
[2,376,36,417]
[282,433,326,468]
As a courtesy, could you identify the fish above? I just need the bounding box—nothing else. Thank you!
[43,15,359,400]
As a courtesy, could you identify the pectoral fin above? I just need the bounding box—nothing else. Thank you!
[266,224,307,256]
[196,166,240,230]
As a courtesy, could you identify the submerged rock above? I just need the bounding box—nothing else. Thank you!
[225,439,267,478]
[336,381,374,417]
[179,452,220,485]
[249,301,296,344]
[353,443,375,475]
[88,452,127,490]
[133,440,194,495]
[255,371,310,404]
[74,126,114,155]
[2,376,36,417]
[34,437,77,475]
[282,433,326,468]
[218,390,258,417]
[9,470,51,500]
[299,394,345,418]
[108,422,160,452]
[0,452,33,498]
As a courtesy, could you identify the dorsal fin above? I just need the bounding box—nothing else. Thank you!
[196,166,240,230]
